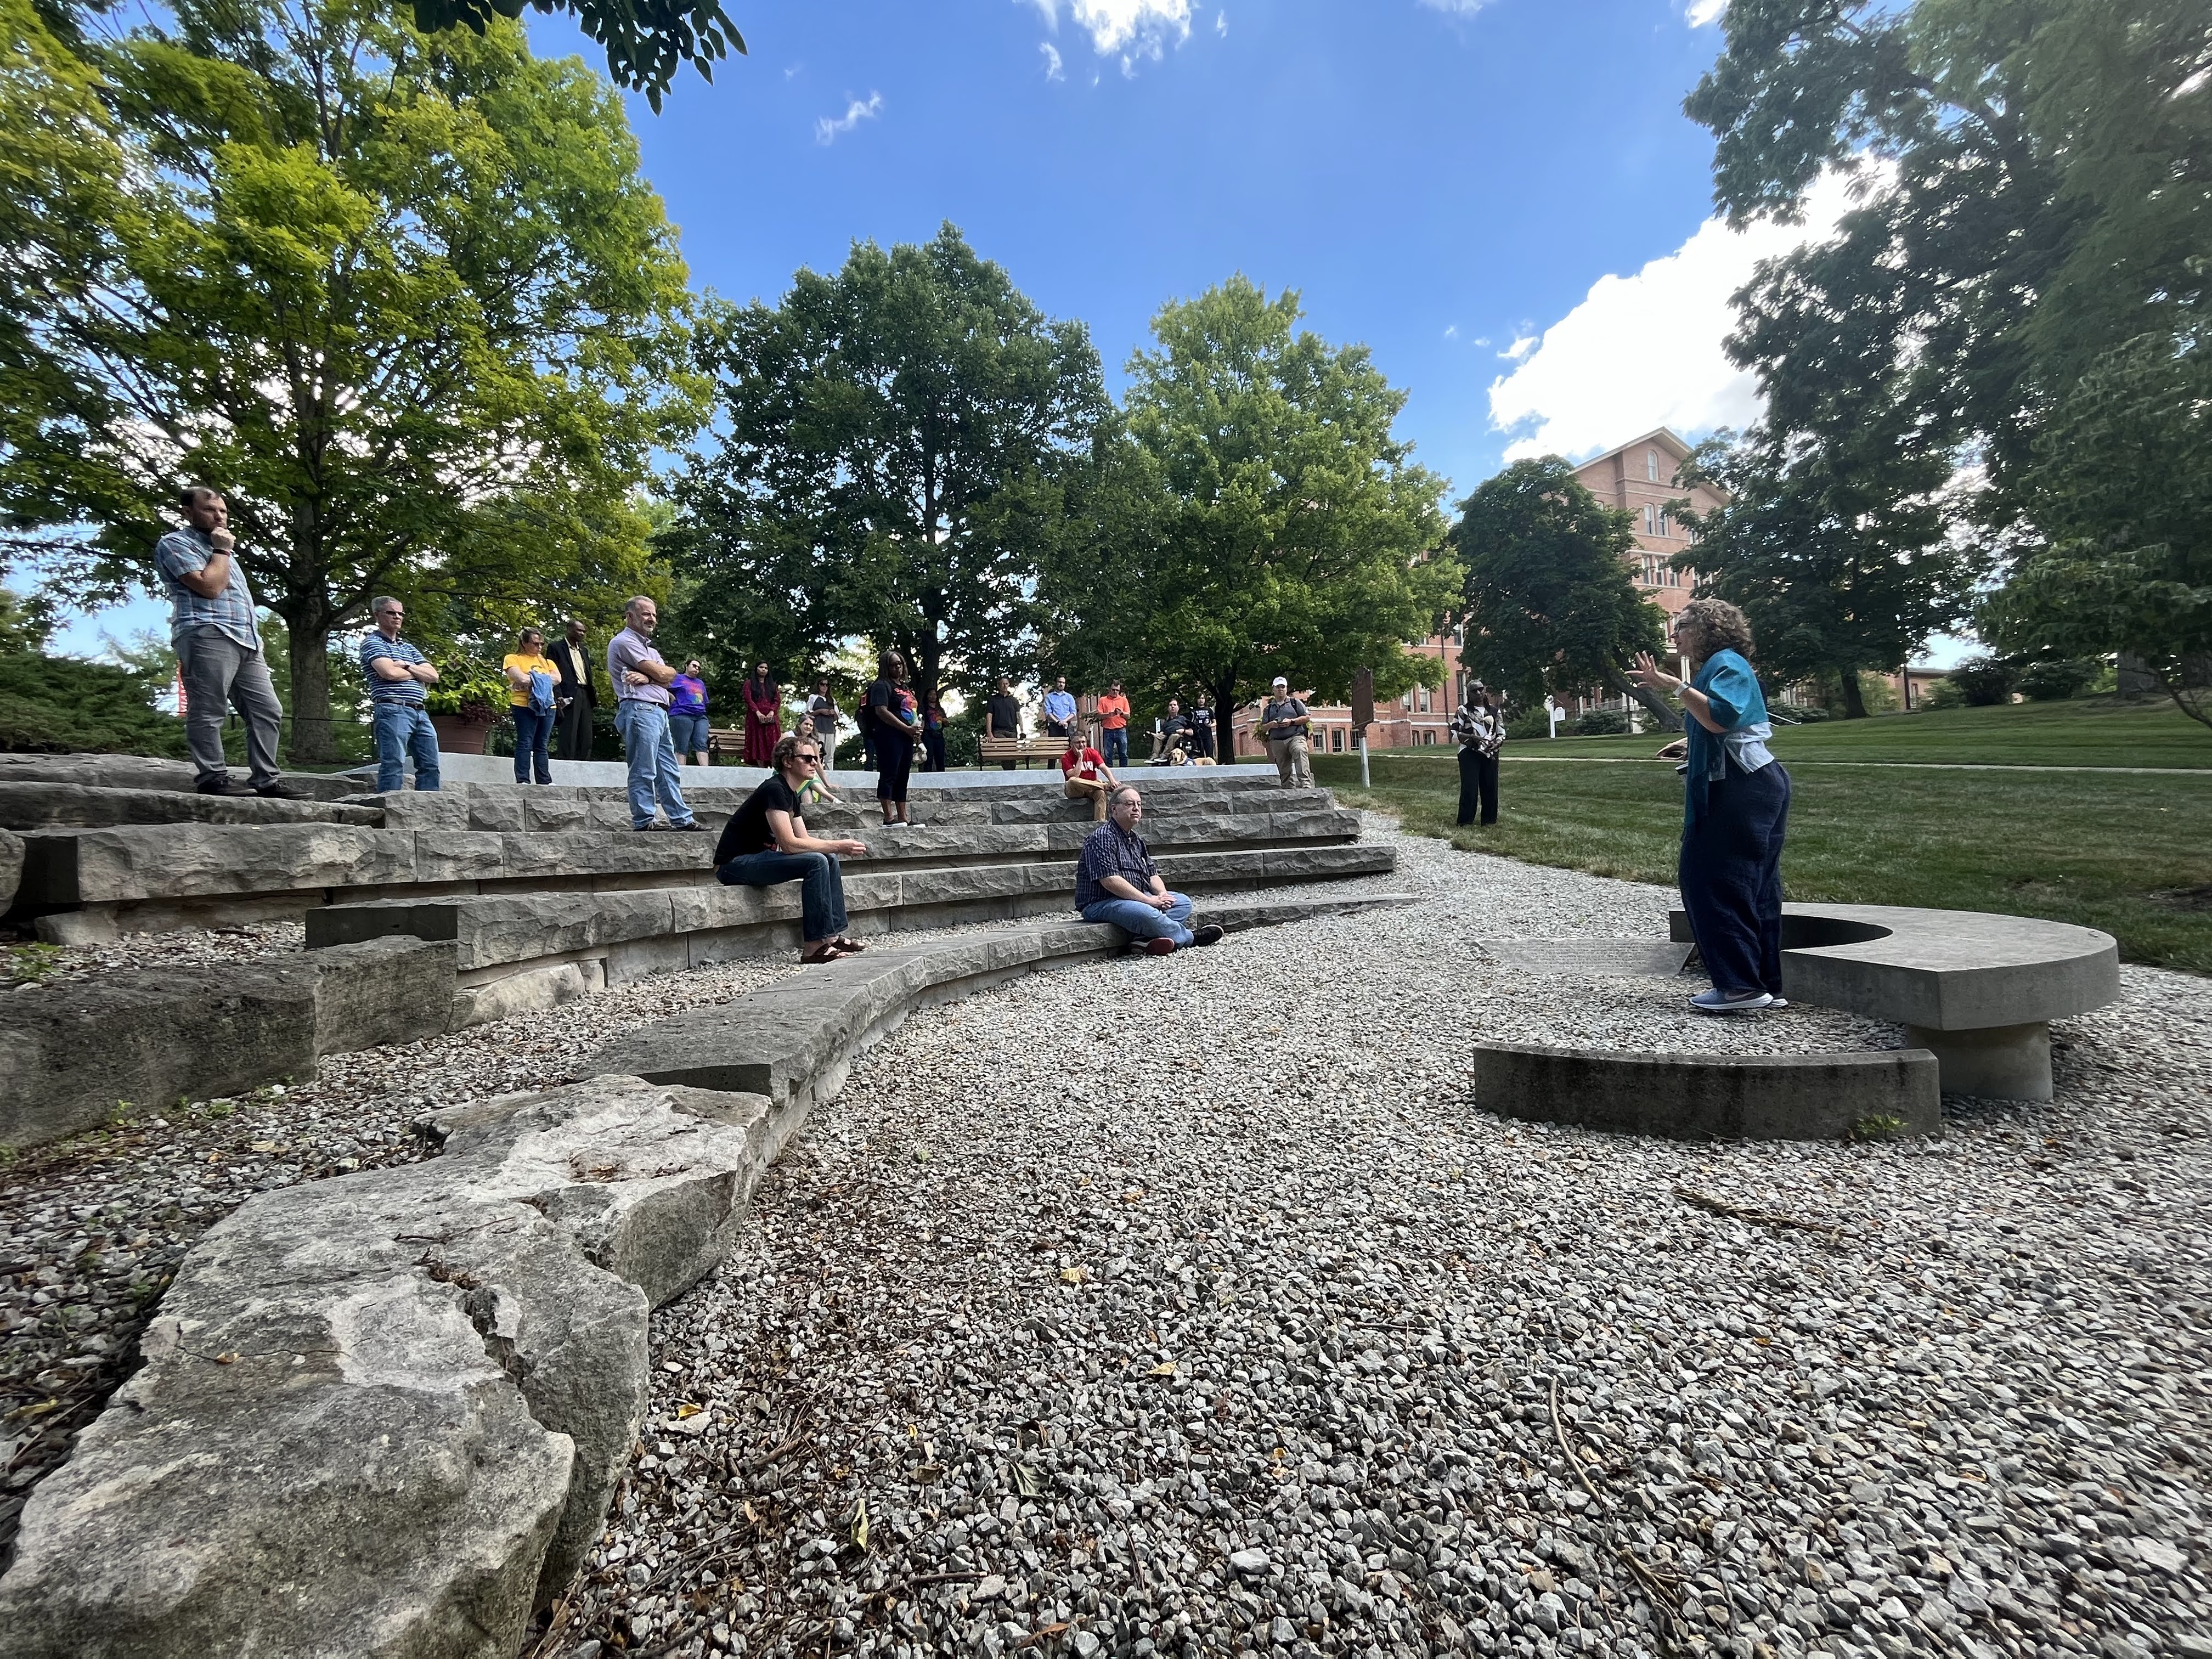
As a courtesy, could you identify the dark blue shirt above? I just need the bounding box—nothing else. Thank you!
[1075,819,1156,909]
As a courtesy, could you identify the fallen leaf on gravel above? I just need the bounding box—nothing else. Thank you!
[1147,1361,1177,1377]
[675,1403,704,1419]
[213,1352,238,1364]
[851,1496,869,1551]
[1014,1463,1043,1497]
[1058,1266,1088,1284]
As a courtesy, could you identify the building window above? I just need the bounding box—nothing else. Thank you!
[1646,449,1660,482]
[1417,686,1429,713]
[1330,727,1344,752]
[1643,504,1657,534]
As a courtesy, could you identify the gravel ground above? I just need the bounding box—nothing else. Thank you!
[543,819,2211,1659]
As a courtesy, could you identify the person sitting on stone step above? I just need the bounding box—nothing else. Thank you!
[1073,783,1224,956]
[1058,725,1118,822]
[713,731,871,964]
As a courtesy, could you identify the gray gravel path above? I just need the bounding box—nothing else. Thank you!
[551,821,2211,1659]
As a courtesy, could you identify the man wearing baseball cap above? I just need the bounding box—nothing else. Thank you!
[1257,675,1313,789]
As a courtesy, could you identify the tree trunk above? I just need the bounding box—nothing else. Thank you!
[1606,665,1682,732]
[286,622,336,763]
[1837,669,1869,720]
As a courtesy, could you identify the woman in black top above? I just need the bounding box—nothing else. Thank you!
[866,650,918,828]
[713,731,871,963]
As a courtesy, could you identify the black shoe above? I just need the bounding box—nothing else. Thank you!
[1193,924,1225,947]
[196,777,256,797]
[671,820,709,831]
[254,782,307,800]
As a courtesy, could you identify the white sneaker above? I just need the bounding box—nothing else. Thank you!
[1689,988,1774,1014]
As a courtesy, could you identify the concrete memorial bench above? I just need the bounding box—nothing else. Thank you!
[1668,901,2120,1101]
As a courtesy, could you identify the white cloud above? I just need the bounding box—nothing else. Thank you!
[815,91,883,145]
[1500,334,1536,362]
[1488,169,1868,461]
[1419,0,1498,14]
[1041,41,1064,79]
[1215,9,1227,34]
[1685,0,1729,24]
[1026,0,1193,59]
[1443,324,1459,340]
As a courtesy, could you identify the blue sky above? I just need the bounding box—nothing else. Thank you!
[69,0,1930,657]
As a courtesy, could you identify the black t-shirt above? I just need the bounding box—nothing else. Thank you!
[867,678,911,744]
[987,693,1019,736]
[717,774,803,862]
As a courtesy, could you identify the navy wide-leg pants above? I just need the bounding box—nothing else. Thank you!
[1679,760,1790,998]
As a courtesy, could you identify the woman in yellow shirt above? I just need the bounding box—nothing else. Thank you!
[502,627,557,785]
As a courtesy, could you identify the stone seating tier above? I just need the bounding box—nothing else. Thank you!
[13,795,1363,942]
[307,839,1399,1023]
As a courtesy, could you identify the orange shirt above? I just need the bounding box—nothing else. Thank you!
[1097,693,1130,729]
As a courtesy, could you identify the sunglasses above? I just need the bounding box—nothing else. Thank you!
[794,752,821,764]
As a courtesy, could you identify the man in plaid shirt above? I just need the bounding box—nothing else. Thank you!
[153,485,294,797]
[1074,785,1224,956]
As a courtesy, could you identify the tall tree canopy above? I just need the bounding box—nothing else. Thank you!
[1452,456,1679,730]
[668,224,1109,716]
[1039,278,1455,741]
[412,0,741,109]
[1671,425,1973,717]
[0,0,704,758]
[1685,0,2210,713]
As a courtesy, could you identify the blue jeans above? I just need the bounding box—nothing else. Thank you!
[615,701,694,828]
[1082,891,1194,947]
[717,849,848,943]
[512,705,553,784]
[373,701,441,793]
[1101,727,1128,767]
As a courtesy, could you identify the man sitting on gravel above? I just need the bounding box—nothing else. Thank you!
[714,732,872,965]
[1074,785,1224,956]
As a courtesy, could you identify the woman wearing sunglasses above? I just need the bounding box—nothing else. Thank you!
[713,731,872,964]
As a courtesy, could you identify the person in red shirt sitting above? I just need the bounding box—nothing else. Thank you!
[1059,726,1119,822]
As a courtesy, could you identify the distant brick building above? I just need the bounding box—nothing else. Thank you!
[1231,428,1723,753]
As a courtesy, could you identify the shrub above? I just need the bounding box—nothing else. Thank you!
[941,711,982,768]
[1946,656,2016,706]
[2015,657,2100,702]
[0,648,189,757]
[1918,677,1966,710]
[1572,709,1630,737]
[1504,706,1553,741]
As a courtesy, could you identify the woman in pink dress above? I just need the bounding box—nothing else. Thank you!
[742,662,781,766]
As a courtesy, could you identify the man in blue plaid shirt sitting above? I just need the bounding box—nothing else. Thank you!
[1074,784,1224,957]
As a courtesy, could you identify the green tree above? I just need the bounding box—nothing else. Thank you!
[1686,0,2210,700]
[668,224,1109,719]
[1039,278,1456,749]
[1670,424,1972,718]
[1451,456,1679,731]
[1982,326,2212,728]
[0,0,704,760]
[411,0,742,109]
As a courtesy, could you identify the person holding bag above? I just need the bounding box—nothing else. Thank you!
[1633,598,1791,1015]
[503,627,558,785]
[1448,682,1503,827]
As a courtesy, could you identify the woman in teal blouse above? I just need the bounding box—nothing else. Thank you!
[1633,598,1791,1014]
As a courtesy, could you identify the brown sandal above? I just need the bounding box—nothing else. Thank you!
[800,941,852,965]
[831,935,867,953]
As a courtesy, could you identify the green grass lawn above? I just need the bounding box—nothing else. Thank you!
[1368,695,2212,769]
[1314,748,2212,975]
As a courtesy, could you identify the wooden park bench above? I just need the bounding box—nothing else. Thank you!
[706,726,746,762]
[978,733,1069,769]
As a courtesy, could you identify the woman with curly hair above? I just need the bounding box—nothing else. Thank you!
[1633,598,1791,1014]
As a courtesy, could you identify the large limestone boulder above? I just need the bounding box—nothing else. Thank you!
[0,1076,783,1657]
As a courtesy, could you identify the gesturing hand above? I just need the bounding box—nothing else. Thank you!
[1630,652,1676,691]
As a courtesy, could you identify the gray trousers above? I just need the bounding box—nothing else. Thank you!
[176,627,284,787]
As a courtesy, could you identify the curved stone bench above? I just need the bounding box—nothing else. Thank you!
[1470,1041,1940,1141]
[0,895,1410,1658]
[1669,901,2121,1101]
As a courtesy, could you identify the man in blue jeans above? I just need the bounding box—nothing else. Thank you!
[714,732,872,964]
[359,596,442,792]
[1074,784,1224,957]
[607,596,703,832]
